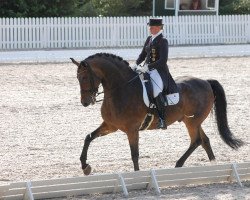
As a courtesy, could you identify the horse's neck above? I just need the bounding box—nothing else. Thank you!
[94,62,132,91]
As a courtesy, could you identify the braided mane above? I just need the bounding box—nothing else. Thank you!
[86,53,129,67]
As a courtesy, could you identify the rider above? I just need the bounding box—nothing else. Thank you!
[133,18,176,129]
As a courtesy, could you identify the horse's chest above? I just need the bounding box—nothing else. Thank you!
[101,103,119,122]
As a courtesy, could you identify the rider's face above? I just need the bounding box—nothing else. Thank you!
[149,26,162,35]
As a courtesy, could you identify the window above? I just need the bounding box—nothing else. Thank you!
[206,0,215,9]
[165,0,175,9]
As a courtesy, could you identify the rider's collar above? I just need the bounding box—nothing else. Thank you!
[151,30,163,41]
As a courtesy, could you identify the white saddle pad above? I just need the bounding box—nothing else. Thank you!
[139,74,179,107]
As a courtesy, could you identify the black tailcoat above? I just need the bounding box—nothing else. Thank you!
[136,33,177,94]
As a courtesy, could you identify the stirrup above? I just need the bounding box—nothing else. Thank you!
[157,118,167,130]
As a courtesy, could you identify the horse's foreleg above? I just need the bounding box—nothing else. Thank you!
[127,131,140,171]
[80,132,97,175]
[80,121,117,175]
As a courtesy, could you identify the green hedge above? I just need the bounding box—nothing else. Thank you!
[220,0,250,15]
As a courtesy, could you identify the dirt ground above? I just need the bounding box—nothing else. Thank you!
[0,56,249,199]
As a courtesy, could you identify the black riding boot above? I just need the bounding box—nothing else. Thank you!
[155,93,167,129]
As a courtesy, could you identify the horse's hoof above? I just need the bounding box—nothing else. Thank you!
[210,159,217,165]
[83,164,92,175]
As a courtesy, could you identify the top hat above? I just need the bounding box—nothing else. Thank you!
[147,18,163,26]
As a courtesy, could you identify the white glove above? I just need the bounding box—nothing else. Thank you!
[130,64,138,71]
[136,64,148,73]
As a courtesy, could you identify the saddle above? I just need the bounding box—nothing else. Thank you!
[139,73,179,108]
[138,73,179,130]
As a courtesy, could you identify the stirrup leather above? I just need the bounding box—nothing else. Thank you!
[157,118,167,129]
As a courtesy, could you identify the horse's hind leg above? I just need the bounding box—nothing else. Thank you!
[199,126,215,161]
[175,124,216,168]
[175,125,202,167]
[80,121,117,175]
[126,131,140,171]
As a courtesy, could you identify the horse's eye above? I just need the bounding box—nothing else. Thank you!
[78,76,88,83]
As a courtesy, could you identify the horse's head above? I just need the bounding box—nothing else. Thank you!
[70,58,101,107]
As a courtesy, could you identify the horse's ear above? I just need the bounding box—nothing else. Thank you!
[70,58,80,67]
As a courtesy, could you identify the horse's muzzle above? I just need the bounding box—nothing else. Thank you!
[81,101,90,107]
[81,96,95,107]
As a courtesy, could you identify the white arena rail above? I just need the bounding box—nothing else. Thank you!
[0,162,249,200]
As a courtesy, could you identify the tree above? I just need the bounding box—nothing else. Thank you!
[3,0,249,18]
[0,0,152,17]
[0,0,79,17]
[76,1,98,17]
[220,0,250,14]
[78,0,152,17]
[0,0,28,17]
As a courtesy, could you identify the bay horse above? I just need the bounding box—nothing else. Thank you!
[70,53,244,175]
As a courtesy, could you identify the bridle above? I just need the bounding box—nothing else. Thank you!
[77,60,102,102]
[77,60,139,103]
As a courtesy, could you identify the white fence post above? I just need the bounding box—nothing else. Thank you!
[247,15,250,43]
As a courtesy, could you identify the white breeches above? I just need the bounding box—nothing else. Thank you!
[148,69,163,98]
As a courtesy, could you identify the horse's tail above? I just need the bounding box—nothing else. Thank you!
[207,79,244,149]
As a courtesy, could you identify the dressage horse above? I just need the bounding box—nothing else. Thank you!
[70,53,244,175]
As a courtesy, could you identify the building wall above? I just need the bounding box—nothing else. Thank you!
[155,0,174,16]
[155,0,217,16]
